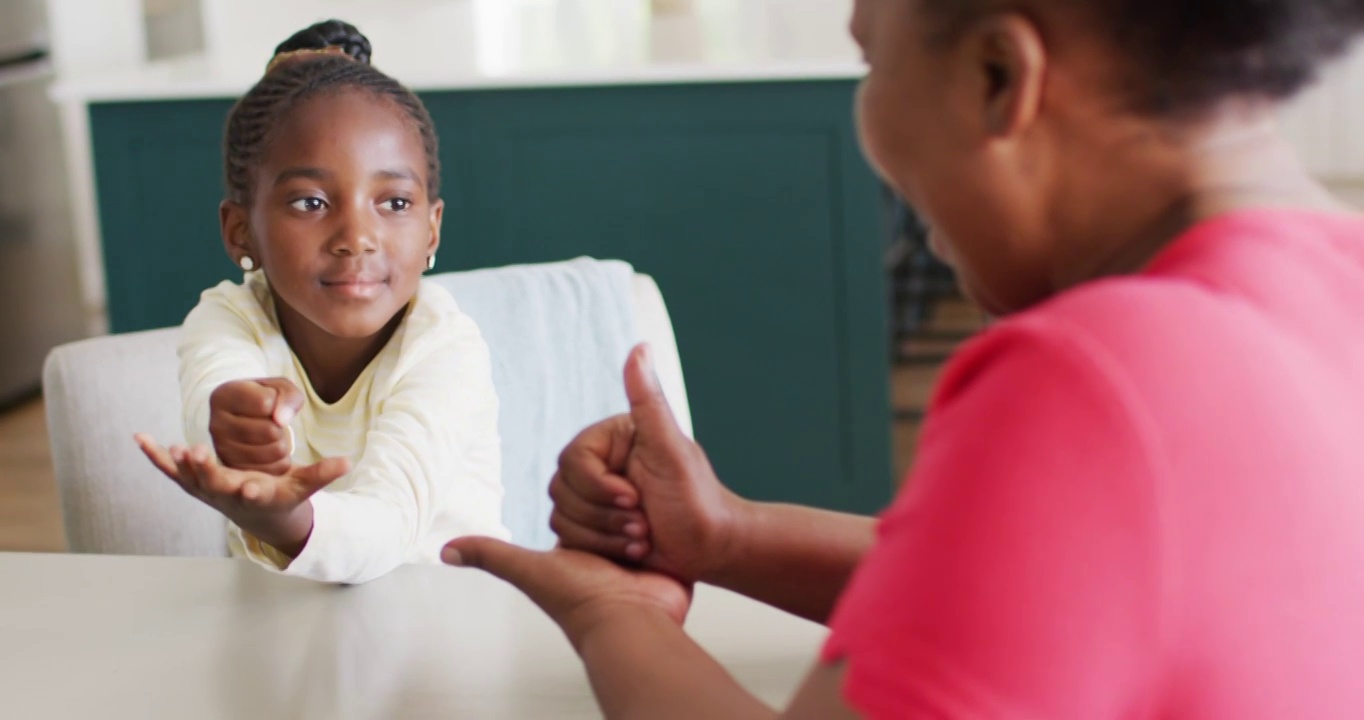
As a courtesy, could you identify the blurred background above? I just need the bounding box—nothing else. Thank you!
[3,0,1362,552]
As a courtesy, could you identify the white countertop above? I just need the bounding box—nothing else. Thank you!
[52,0,865,103]
[0,553,826,719]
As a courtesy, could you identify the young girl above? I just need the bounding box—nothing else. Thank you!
[136,20,508,585]
[444,0,1364,717]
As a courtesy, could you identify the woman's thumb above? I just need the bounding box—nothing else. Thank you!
[443,537,537,587]
[623,344,682,442]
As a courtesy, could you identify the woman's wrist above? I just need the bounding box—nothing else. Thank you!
[699,492,757,587]
[568,600,680,656]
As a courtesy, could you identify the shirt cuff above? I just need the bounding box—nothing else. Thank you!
[230,493,357,581]
[274,491,409,584]
[233,528,294,572]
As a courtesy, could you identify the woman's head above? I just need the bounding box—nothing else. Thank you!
[219,20,441,343]
[852,0,1364,313]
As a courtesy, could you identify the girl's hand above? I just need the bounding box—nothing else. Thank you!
[442,536,692,650]
[208,378,306,475]
[134,433,348,556]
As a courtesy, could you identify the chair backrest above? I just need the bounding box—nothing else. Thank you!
[44,263,690,556]
[45,325,225,557]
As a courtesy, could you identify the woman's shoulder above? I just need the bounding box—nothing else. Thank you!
[934,279,1180,392]
[929,269,1264,424]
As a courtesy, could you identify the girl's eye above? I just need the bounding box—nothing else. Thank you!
[385,198,413,212]
[289,197,326,212]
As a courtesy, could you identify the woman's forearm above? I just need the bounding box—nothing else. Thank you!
[576,606,777,720]
[706,501,875,624]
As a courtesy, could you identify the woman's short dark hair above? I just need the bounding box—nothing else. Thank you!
[927,0,1364,116]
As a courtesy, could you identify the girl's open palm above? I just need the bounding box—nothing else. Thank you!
[134,434,349,529]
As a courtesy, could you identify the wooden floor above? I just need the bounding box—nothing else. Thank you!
[0,303,978,552]
[0,399,66,552]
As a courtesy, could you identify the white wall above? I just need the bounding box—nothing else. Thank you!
[144,0,204,60]
[1280,40,1364,182]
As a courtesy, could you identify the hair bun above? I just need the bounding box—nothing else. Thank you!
[272,19,372,66]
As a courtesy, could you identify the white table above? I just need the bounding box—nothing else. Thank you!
[0,553,825,719]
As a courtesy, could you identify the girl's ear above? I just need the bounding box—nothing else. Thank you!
[220,200,254,265]
[426,198,444,259]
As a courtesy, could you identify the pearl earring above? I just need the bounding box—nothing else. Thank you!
[426,255,436,271]
[239,256,255,272]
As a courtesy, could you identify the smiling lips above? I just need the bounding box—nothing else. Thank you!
[321,274,387,300]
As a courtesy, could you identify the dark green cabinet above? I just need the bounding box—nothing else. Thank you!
[90,80,892,514]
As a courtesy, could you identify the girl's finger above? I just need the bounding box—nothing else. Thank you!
[193,451,243,497]
[167,445,203,497]
[174,445,207,494]
[285,457,350,504]
[214,413,285,445]
[240,475,279,507]
[240,479,262,504]
[215,438,292,468]
[134,434,186,483]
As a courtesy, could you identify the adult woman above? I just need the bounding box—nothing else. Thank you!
[446,0,1364,716]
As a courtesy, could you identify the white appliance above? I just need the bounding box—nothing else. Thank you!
[0,0,86,407]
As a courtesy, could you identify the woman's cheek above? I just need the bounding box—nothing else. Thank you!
[854,79,896,182]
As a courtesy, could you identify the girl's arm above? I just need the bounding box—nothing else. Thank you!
[276,309,507,584]
[177,284,277,449]
[171,284,322,556]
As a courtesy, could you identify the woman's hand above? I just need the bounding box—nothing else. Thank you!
[444,534,863,720]
[548,344,747,584]
[551,345,873,625]
[208,378,305,475]
[442,536,692,650]
[134,433,348,557]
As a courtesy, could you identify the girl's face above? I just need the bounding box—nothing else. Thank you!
[223,88,441,343]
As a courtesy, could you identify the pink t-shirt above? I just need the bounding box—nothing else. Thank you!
[824,210,1364,718]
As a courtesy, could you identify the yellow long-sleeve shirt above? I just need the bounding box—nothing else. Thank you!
[178,270,508,583]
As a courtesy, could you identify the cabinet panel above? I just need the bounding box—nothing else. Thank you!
[454,82,890,510]
[91,99,234,333]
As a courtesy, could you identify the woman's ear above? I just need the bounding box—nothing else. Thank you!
[968,12,1048,138]
[220,200,254,266]
[426,198,444,259]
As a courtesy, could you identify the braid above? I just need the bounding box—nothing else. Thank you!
[222,21,440,205]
